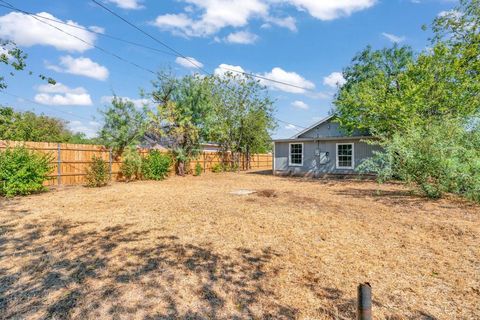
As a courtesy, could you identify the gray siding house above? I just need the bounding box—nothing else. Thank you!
[273,115,380,177]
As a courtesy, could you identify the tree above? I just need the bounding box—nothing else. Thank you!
[1,39,55,89]
[210,72,276,169]
[99,96,148,157]
[334,0,480,137]
[0,106,97,143]
[149,72,214,176]
[333,45,415,136]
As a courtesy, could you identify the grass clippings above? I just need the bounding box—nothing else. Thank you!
[0,171,479,319]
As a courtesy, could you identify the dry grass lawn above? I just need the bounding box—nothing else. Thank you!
[0,171,479,319]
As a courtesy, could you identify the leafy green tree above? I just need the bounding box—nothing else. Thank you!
[0,106,98,143]
[99,96,148,157]
[333,45,415,136]
[210,72,276,169]
[149,72,214,176]
[334,0,480,136]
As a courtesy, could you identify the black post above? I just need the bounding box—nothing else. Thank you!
[357,283,372,320]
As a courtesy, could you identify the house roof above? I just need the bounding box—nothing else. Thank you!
[273,136,373,143]
[290,114,335,139]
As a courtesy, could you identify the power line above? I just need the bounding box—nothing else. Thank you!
[1,1,316,94]
[0,91,94,122]
[91,0,208,73]
[0,0,157,77]
[90,0,316,93]
[0,3,178,58]
[89,0,312,129]
[0,1,309,131]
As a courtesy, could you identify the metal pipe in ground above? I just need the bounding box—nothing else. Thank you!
[357,283,372,320]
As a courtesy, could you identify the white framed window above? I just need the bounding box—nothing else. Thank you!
[336,143,354,169]
[289,143,303,166]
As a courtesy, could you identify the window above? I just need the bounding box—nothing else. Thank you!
[289,143,303,166]
[336,143,354,169]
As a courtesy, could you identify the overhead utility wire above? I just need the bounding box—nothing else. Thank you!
[1,91,94,122]
[0,1,308,130]
[0,3,178,58]
[90,0,316,93]
[1,2,316,96]
[0,0,157,77]
[90,0,311,129]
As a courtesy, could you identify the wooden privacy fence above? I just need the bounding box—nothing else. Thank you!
[0,140,273,186]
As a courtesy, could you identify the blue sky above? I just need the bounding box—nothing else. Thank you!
[0,0,457,138]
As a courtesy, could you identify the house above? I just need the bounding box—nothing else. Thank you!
[273,115,380,177]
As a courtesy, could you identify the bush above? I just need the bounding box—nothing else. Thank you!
[85,155,110,187]
[120,148,142,182]
[358,119,480,201]
[142,150,171,180]
[194,162,202,176]
[0,146,53,197]
[211,163,222,173]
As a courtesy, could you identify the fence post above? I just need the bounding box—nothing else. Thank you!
[57,143,61,186]
[203,152,206,173]
[357,283,372,320]
[109,149,113,179]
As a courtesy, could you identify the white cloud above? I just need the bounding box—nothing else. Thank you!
[46,56,109,81]
[291,100,309,110]
[0,12,97,52]
[89,26,106,34]
[34,83,93,106]
[286,0,377,20]
[214,64,315,94]
[263,16,297,32]
[259,67,315,94]
[323,72,346,88]
[69,120,101,138]
[285,124,300,131]
[106,0,144,10]
[153,0,268,37]
[100,96,150,108]
[214,63,246,77]
[225,31,259,44]
[175,56,204,69]
[153,1,376,39]
[381,32,406,43]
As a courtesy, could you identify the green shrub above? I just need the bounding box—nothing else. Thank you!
[85,155,110,187]
[194,162,202,176]
[358,119,480,201]
[120,148,142,182]
[211,163,222,173]
[142,150,171,180]
[0,146,53,197]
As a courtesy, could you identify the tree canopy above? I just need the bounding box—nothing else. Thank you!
[0,106,96,144]
[334,0,480,137]
[99,96,148,156]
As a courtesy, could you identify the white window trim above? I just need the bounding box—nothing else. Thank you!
[336,143,355,169]
[289,142,304,167]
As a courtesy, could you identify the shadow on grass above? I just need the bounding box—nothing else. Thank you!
[0,219,297,319]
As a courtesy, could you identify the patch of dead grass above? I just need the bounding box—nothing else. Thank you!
[0,171,479,319]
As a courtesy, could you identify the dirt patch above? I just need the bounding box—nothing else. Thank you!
[0,171,479,319]
[256,189,277,198]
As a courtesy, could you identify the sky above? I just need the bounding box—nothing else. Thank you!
[0,0,457,139]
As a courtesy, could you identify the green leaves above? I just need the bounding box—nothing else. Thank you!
[99,95,148,157]
[0,146,53,197]
[334,0,480,137]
